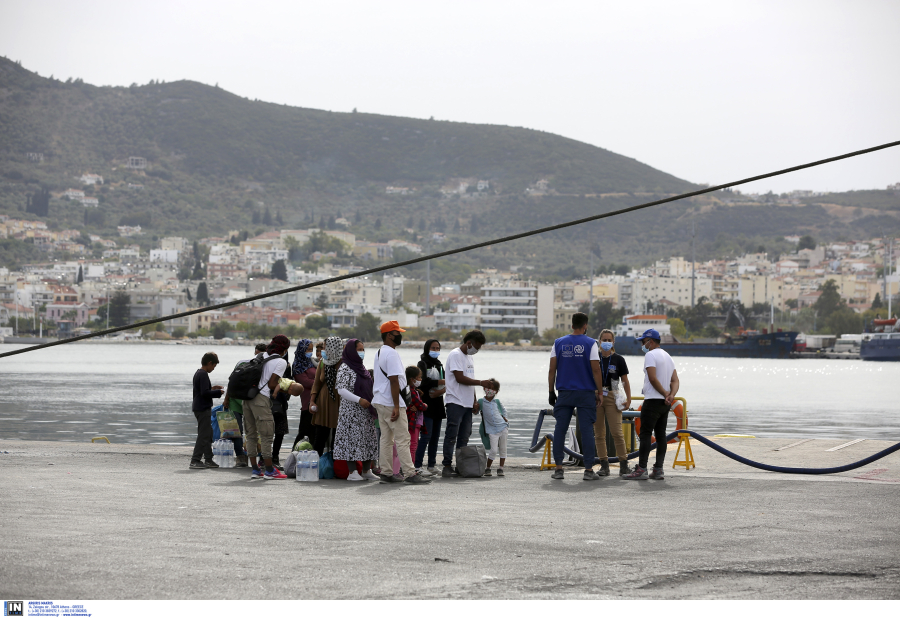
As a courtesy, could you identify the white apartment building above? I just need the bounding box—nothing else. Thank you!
[433,303,481,332]
[480,284,553,333]
[625,275,714,313]
[735,275,784,309]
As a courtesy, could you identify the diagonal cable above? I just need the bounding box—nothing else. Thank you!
[2,138,898,359]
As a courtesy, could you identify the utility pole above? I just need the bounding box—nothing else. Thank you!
[770,295,775,333]
[589,250,594,318]
[691,221,696,308]
[425,259,431,315]
[884,238,894,320]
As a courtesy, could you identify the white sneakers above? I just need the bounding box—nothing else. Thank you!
[416,467,433,477]
[362,469,380,481]
[347,470,364,481]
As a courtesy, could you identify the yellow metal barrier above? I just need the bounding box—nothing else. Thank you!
[629,396,693,469]
[672,432,695,470]
[540,438,555,470]
[91,436,111,444]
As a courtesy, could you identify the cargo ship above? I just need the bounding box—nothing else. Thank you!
[613,314,798,358]
[860,318,900,361]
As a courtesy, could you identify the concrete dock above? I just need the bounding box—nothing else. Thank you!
[1,436,899,599]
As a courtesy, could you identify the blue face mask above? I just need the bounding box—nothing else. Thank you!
[304,352,312,358]
[321,350,327,360]
[641,345,649,354]
[600,341,613,352]
[429,351,440,359]
[358,350,366,361]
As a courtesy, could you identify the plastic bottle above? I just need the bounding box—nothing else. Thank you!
[307,450,320,482]
[298,450,307,482]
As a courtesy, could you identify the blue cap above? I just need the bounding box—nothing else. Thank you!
[636,328,661,342]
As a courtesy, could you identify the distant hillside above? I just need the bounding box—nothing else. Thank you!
[1,56,898,280]
[0,56,693,193]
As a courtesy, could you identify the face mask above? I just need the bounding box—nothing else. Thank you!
[393,333,403,345]
[484,388,497,398]
[414,379,422,387]
[600,341,613,352]
[358,351,366,361]
[466,344,479,356]
[641,345,649,354]
[429,351,440,359]
[305,352,313,358]
[321,350,327,360]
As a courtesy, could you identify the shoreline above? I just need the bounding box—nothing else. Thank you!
[0,338,554,351]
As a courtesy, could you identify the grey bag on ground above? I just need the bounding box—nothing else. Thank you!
[284,450,298,478]
[455,444,487,478]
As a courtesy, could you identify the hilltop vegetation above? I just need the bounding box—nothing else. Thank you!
[1,56,899,280]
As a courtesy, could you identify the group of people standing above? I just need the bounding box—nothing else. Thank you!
[548,311,679,481]
[190,321,497,483]
[190,313,679,482]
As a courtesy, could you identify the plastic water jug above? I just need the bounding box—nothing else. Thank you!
[297,450,318,482]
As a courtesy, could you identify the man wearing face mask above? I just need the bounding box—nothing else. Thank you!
[623,328,679,481]
[441,330,494,478]
[372,321,431,483]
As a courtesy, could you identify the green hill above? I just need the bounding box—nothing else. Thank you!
[1,56,899,280]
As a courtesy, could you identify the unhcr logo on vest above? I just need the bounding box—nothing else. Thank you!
[574,345,585,354]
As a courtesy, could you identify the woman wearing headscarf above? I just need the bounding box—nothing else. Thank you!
[332,339,380,481]
[308,335,343,454]
[414,338,446,475]
[291,338,317,448]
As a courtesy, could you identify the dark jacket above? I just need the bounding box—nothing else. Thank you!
[192,368,223,411]
[417,358,446,420]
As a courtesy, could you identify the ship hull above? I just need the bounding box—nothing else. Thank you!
[860,338,900,361]
[614,332,798,358]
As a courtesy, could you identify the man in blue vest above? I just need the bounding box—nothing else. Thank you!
[548,311,606,480]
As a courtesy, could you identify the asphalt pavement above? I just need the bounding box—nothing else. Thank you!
[1,437,898,600]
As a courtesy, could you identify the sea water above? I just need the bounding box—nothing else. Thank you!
[1,342,898,456]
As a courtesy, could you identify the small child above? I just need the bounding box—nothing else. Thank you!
[405,365,428,469]
[272,376,304,399]
[190,352,223,470]
[478,379,508,476]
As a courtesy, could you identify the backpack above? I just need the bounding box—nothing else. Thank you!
[226,353,279,400]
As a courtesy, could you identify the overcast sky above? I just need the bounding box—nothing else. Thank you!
[2,0,898,194]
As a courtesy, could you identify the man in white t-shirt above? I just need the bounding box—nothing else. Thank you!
[441,330,494,478]
[242,335,290,480]
[373,320,431,484]
[624,328,679,481]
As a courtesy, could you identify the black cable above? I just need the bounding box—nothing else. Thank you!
[2,139,898,359]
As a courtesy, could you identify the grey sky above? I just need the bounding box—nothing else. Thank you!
[2,0,898,193]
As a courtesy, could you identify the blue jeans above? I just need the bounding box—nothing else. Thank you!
[552,390,597,466]
[415,416,443,468]
[442,403,472,467]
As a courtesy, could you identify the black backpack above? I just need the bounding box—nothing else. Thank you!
[226,353,279,400]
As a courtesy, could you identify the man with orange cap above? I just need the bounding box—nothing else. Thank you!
[372,321,431,484]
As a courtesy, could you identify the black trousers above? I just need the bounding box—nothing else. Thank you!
[191,408,214,463]
[311,425,333,455]
[293,410,314,448]
[638,398,670,469]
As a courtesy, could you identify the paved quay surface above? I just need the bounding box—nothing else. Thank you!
[1,436,899,600]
